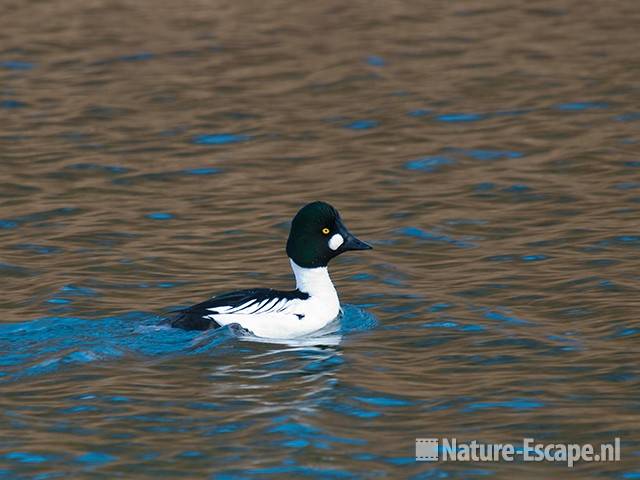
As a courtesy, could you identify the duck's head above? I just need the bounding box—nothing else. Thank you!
[286,201,372,268]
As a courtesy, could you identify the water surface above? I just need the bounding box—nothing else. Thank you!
[1,0,639,478]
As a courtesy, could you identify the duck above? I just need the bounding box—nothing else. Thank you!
[169,201,372,338]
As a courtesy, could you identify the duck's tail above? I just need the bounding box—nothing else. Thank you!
[167,308,221,331]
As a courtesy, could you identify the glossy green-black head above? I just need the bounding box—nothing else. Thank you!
[286,201,372,268]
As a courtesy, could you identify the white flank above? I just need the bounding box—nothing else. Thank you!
[210,259,341,339]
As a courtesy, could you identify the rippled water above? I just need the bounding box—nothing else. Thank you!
[2,0,640,478]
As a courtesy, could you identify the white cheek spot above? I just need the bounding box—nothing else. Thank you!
[328,233,344,251]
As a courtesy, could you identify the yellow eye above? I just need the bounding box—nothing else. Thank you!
[322,227,330,235]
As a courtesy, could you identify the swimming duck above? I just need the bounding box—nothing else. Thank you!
[169,201,372,338]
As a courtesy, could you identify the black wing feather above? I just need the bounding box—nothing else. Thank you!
[169,288,309,331]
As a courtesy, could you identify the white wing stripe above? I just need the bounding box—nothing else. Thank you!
[205,295,304,316]
[233,300,257,313]
[252,299,270,312]
[260,298,280,312]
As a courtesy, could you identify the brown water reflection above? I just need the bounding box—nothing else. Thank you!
[1,0,639,478]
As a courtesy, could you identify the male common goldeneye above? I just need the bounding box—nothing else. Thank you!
[169,201,372,338]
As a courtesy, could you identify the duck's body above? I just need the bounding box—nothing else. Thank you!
[169,202,371,339]
[171,260,340,338]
